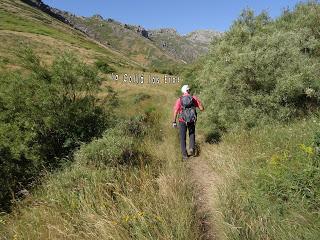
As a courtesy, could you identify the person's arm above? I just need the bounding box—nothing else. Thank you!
[173,111,178,123]
[193,96,204,111]
[198,102,204,111]
[172,99,180,127]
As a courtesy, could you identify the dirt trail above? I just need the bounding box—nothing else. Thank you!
[150,86,222,239]
[188,139,222,240]
[110,81,221,239]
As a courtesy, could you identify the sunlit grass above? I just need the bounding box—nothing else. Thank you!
[0,79,198,239]
[203,116,320,239]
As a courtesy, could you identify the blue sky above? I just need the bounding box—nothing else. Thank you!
[43,0,304,34]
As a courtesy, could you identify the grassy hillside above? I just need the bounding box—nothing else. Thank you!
[0,1,199,239]
[214,117,320,239]
[38,6,185,73]
[2,0,320,239]
[184,2,320,239]
[0,73,200,239]
[0,0,143,71]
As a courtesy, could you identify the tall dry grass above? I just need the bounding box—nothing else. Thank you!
[0,82,200,239]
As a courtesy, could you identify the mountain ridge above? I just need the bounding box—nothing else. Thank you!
[23,0,222,64]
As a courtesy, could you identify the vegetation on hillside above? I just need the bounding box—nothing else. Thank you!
[0,0,142,71]
[37,4,185,72]
[0,77,199,239]
[2,0,320,239]
[189,3,320,132]
[184,2,320,239]
[0,50,108,211]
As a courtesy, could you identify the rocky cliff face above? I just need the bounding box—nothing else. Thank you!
[22,0,222,63]
[21,0,70,24]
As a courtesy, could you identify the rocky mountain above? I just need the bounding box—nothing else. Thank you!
[186,30,222,45]
[148,28,221,63]
[21,0,221,66]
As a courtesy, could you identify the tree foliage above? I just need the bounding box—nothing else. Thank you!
[197,3,320,131]
[0,50,108,211]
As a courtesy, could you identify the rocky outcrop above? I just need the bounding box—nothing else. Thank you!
[186,30,222,45]
[137,26,149,38]
[21,0,70,24]
[91,14,104,21]
[22,0,96,36]
[148,28,222,62]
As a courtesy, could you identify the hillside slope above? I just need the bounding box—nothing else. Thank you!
[18,0,184,72]
[0,0,142,71]
[45,12,183,70]
[21,0,221,67]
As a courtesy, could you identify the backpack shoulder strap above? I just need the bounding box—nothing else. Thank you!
[179,95,184,108]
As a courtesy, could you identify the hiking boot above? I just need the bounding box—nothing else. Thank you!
[182,155,188,161]
[189,149,196,157]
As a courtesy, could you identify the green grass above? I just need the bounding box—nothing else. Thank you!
[132,93,151,103]
[0,81,199,239]
[209,116,320,239]
[0,10,106,54]
[0,1,142,71]
[0,1,195,238]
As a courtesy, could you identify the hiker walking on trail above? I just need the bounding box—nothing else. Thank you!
[172,85,204,160]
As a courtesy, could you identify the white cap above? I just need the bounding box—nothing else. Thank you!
[181,85,190,93]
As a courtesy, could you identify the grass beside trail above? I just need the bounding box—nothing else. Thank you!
[0,81,200,239]
[203,116,320,239]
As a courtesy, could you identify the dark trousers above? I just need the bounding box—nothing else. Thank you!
[179,122,195,157]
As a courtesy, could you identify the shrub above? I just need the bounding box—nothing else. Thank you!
[0,50,108,210]
[195,4,320,131]
[76,127,136,167]
[95,59,116,73]
[133,92,151,103]
[205,129,222,144]
[105,85,119,107]
[76,116,154,167]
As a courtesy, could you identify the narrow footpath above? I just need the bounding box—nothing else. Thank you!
[188,138,223,240]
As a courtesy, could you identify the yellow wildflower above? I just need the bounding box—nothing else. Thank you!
[269,154,282,166]
[137,211,144,217]
[124,215,130,222]
[299,144,314,155]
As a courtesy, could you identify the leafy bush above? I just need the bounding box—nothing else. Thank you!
[95,59,116,73]
[313,131,320,148]
[196,3,320,131]
[0,50,108,210]
[105,85,119,107]
[133,92,151,103]
[126,115,148,138]
[75,108,160,168]
[204,129,222,144]
[76,127,136,167]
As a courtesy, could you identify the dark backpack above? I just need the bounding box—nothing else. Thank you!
[180,95,197,124]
